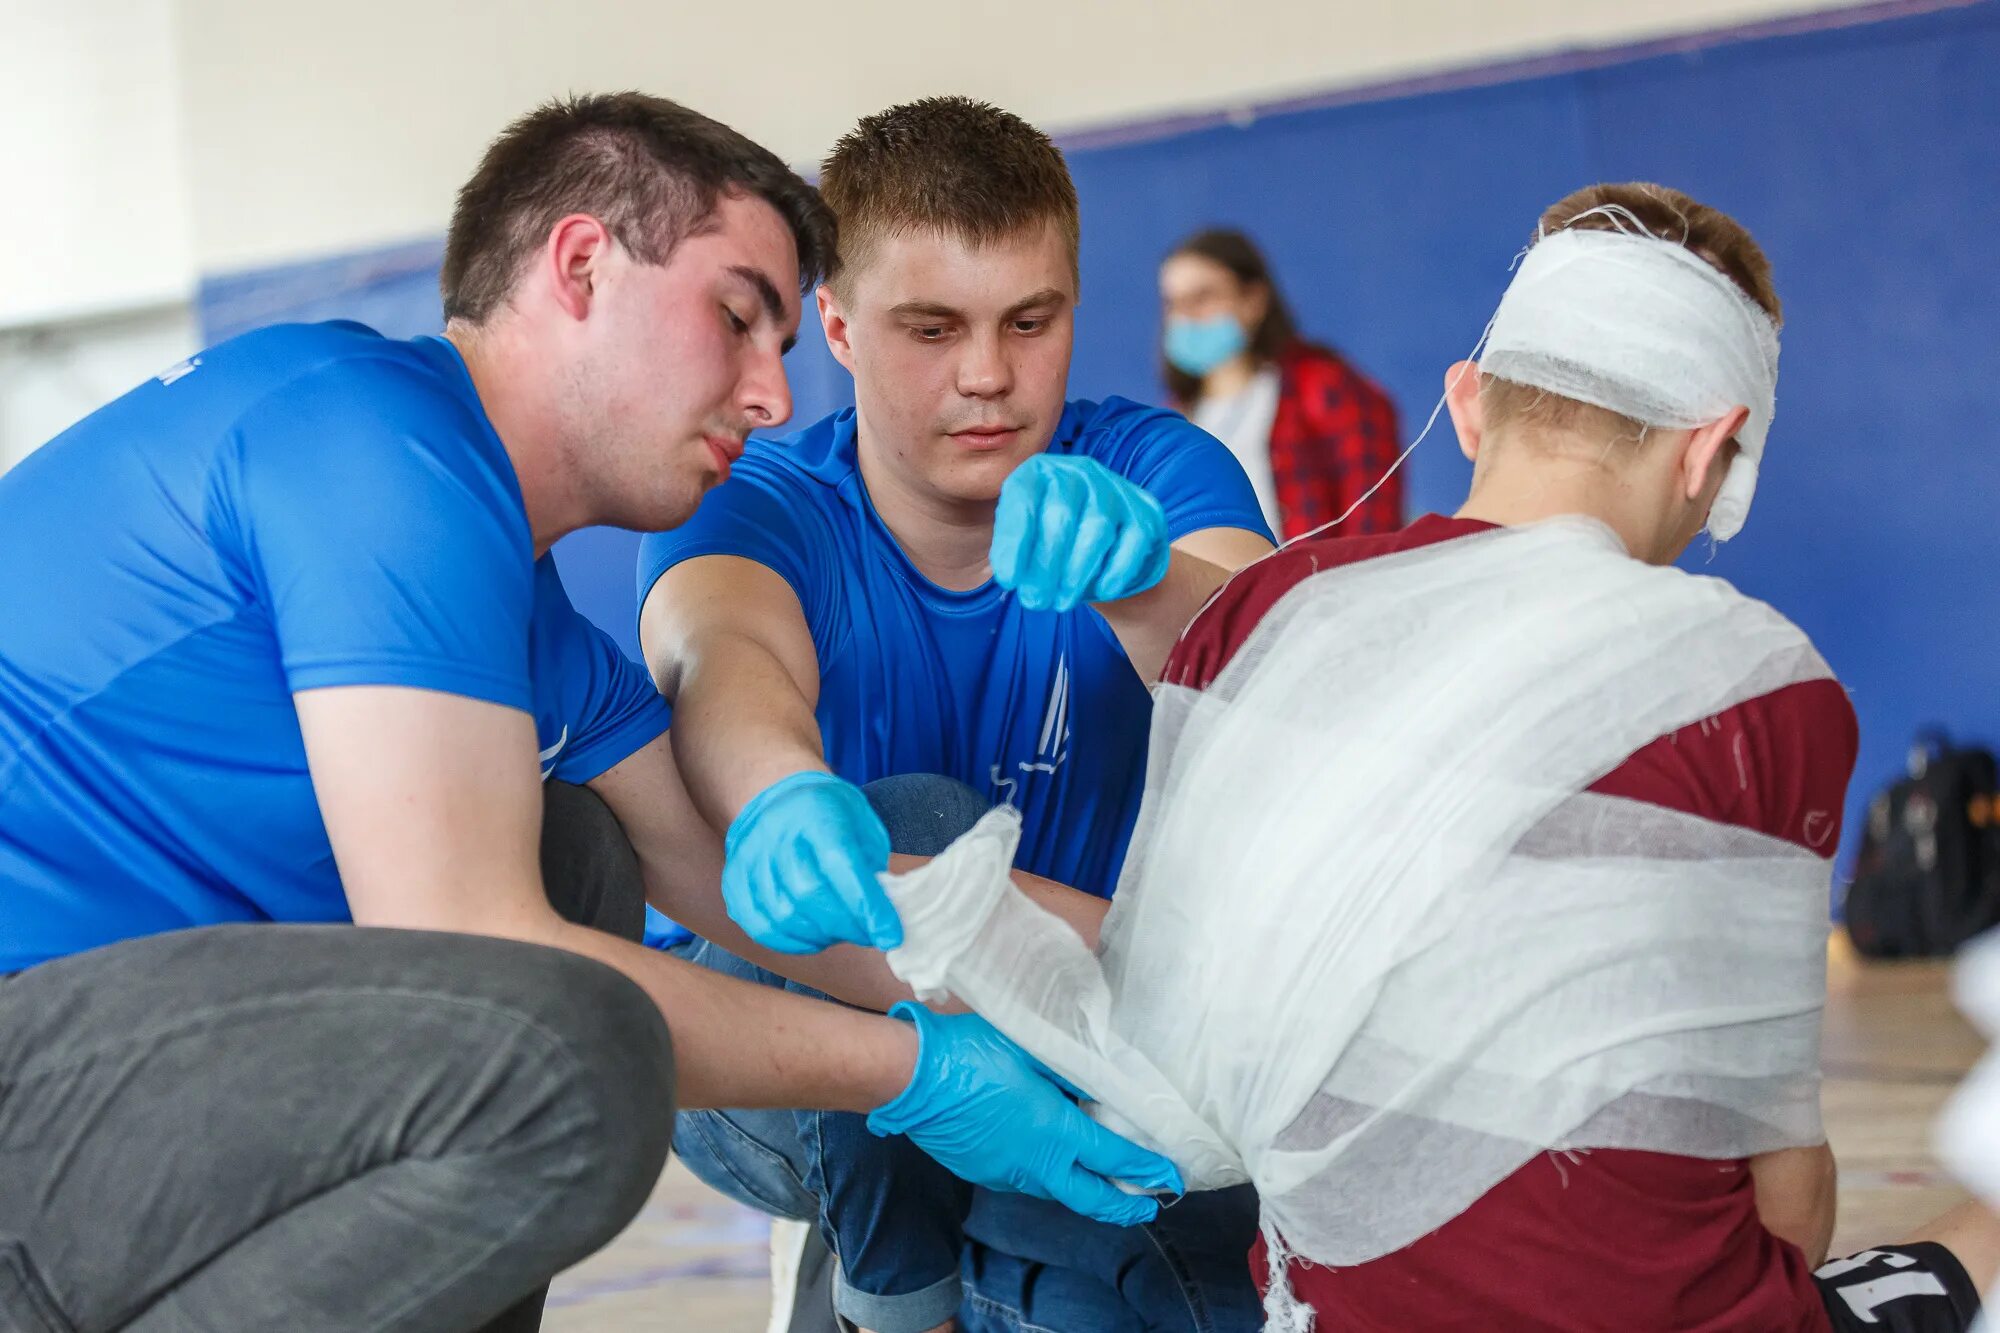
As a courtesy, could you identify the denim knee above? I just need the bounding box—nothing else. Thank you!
[862,774,989,857]
[671,1107,818,1221]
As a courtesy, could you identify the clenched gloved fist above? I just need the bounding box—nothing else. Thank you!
[868,1001,1184,1227]
[723,770,899,953]
[991,454,1172,612]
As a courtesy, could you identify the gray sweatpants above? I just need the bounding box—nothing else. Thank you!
[0,782,673,1332]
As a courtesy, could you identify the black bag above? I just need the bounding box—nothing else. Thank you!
[1844,730,2000,958]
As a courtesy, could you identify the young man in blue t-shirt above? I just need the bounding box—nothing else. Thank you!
[0,94,1181,1333]
[638,99,1274,1333]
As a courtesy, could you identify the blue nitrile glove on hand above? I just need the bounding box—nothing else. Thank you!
[723,770,900,954]
[867,1002,1184,1227]
[991,454,1173,612]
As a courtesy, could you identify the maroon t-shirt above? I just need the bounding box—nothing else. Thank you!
[1164,514,1858,1333]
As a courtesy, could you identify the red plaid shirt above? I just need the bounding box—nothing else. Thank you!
[1267,340,1402,540]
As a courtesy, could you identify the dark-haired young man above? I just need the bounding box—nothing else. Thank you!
[639,97,1274,1333]
[0,93,1179,1332]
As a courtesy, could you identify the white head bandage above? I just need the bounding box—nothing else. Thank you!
[1480,227,1781,540]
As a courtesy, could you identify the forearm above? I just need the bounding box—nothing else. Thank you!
[650,854,1111,1015]
[546,919,916,1111]
[1752,1142,1839,1268]
[637,860,916,1014]
[598,729,915,1008]
[672,648,828,827]
[1092,548,1237,683]
[971,859,1111,952]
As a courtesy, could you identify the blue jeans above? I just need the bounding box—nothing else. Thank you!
[672,773,985,1333]
[958,1187,1264,1333]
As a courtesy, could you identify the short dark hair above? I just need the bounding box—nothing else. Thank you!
[818,97,1079,294]
[1162,228,1299,406]
[442,92,836,324]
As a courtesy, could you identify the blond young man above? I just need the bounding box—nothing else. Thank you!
[638,98,1274,1333]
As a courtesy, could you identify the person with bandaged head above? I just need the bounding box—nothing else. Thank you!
[878,183,2000,1332]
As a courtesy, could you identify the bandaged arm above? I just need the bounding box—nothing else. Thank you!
[1751,1142,1839,1268]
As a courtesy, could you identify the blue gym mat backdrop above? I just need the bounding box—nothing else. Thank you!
[197,0,2000,874]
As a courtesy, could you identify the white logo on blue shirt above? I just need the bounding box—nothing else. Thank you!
[156,356,202,387]
[538,725,569,781]
[991,654,1072,805]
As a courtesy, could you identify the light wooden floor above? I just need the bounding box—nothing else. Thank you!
[546,941,1988,1331]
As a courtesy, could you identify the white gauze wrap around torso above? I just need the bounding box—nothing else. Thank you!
[883,518,1834,1267]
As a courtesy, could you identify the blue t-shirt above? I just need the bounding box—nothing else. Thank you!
[0,322,669,972]
[635,399,1269,911]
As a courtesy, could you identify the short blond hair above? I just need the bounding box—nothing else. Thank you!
[818,97,1079,294]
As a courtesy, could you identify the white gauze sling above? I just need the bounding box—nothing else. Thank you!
[1937,933,2000,1325]
[881,519,1834,1320]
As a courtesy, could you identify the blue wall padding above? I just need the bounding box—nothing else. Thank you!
[196,1,2000,871]
[202,240,447,343]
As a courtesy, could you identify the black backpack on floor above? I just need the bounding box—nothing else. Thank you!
[1844,730,2000,958]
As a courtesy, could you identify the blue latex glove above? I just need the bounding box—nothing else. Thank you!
[868,1002,1184,1227]
[723,770,900,953]
[990,454,1172,613]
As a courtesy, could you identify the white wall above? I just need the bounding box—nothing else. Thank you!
[0,0,1915,290]
[0,306,198,472]
[174,0,1893,274]
[0,0,1902,476]
[0,0,195,327]
[0,0,197,474]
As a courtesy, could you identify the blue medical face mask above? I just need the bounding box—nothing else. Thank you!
[1163,314,1249,377]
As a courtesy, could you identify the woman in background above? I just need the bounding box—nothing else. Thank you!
[1161,228,1402,539]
